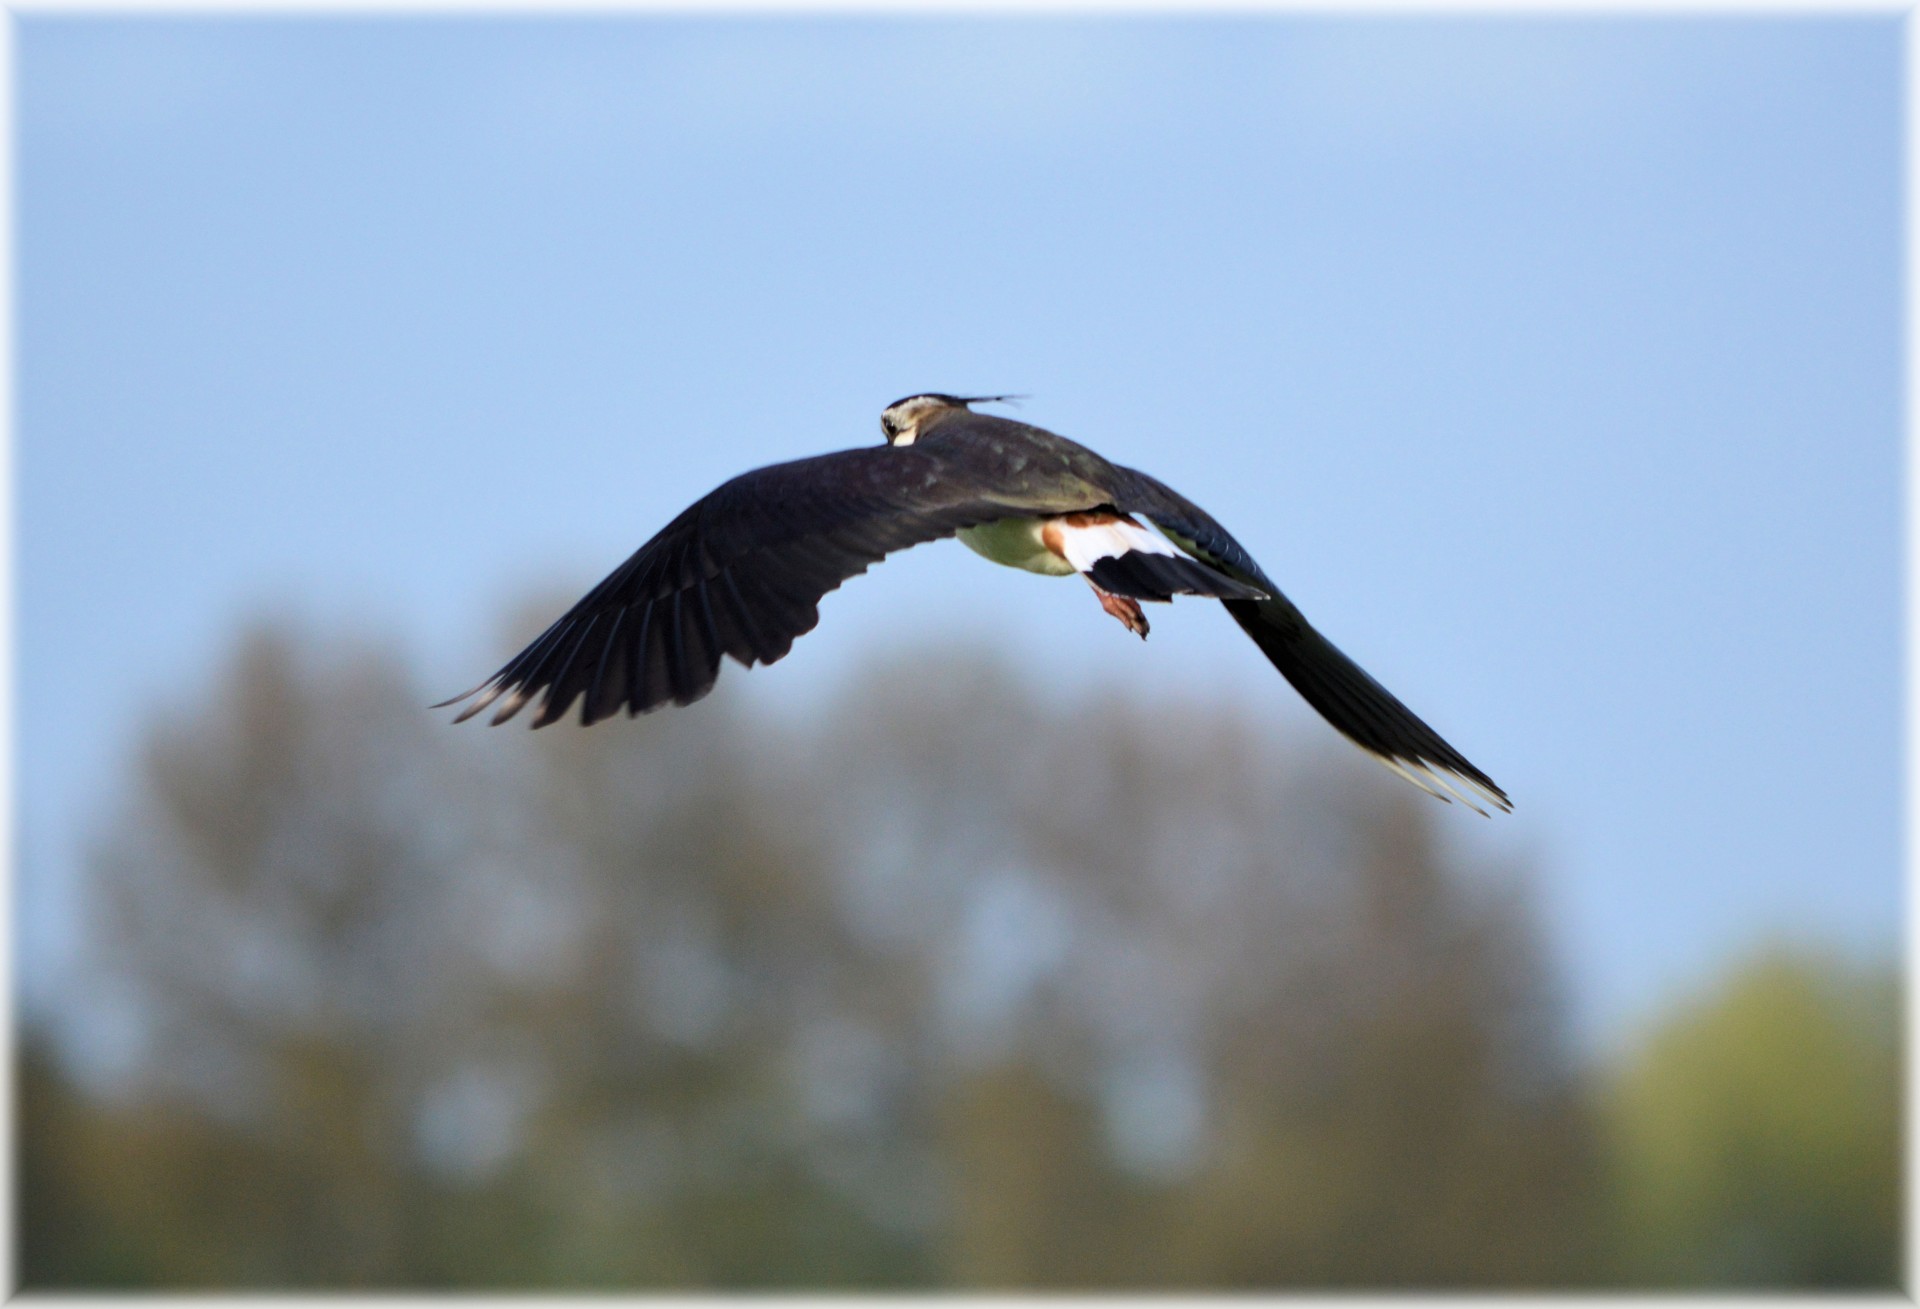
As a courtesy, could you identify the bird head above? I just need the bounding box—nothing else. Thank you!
[879,393,1021,446]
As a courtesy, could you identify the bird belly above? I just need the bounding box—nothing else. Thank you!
[958,518,1077,577]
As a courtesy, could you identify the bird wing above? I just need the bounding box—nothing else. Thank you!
[1109,465,1511,815]
[441,444,1085,727]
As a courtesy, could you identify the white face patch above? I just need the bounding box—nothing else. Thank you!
[879,395,952,447]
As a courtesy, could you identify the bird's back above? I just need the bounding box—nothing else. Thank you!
[914,411,1126,512]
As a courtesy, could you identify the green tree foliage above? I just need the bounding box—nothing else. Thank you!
[1603,949,1902,1288]
[18,615,1884,1289]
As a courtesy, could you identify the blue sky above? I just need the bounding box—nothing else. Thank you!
[16,15,1902,1049]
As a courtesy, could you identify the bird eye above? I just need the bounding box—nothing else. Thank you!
[881,417,898,439]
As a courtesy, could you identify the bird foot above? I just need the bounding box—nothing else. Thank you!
[1095,588,1150,639]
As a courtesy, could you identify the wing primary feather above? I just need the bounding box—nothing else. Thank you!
[582,607,628,725]
[530,612,602,729]
[625,600,655,716]
[677,586,719,704]
[442,442,1015,728]
[439,613,572,718]
[724,567,799,662]
[1452,770,1513,814]
[640,593,675,711]
[1376,755,1455,806]
[659,542,722,703]
[1311,632,1499,796]
[1416,763,1492,817]
[489,682,538,727]
[491,622,567,693]
[781,537,860,590]
[665,590,698,706]
[691,579,729,666]
[712,565,774,666]
[434,679,494,712]
[449,685,506,725]
[457,615,580,724]
[1224,597,1510,811]
[740,554,825,639]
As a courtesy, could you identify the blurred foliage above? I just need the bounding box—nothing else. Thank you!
[15,618,1900,1289]
[1601,948,1902,1288]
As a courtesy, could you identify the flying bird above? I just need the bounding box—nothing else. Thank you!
[439,393,1509,815]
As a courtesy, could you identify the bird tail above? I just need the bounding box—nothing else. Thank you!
[1223,598,1511,815]
[1087,551,1269,603]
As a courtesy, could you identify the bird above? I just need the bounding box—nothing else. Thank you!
[437,393,1510,815]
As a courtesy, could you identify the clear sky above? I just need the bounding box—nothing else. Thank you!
[16,14,1902,1050]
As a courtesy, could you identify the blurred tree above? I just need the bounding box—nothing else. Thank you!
[34,616,930,1288]
[1602,948,1901,1288]
[24,613,1621,1289]
[814,657,1604,1287]
[48,625,516,1285]
[18,1034,160,1285]
[1153,791,1604,1287]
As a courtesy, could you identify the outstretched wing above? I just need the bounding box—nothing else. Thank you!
[1109,465,1512,815]
[439,446,1028,727]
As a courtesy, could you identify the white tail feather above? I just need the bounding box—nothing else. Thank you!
[1055,518,1180,573]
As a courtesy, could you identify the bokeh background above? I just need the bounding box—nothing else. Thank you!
[15,12,1902,1290]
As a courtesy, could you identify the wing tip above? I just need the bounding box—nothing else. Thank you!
[438,680,505,725]
[431,679,491,712]
[1372,750,1512,817]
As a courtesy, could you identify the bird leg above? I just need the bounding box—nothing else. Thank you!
[1086,577,1150,639]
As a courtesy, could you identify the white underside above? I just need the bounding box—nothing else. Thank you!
[958,515,1179,578]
